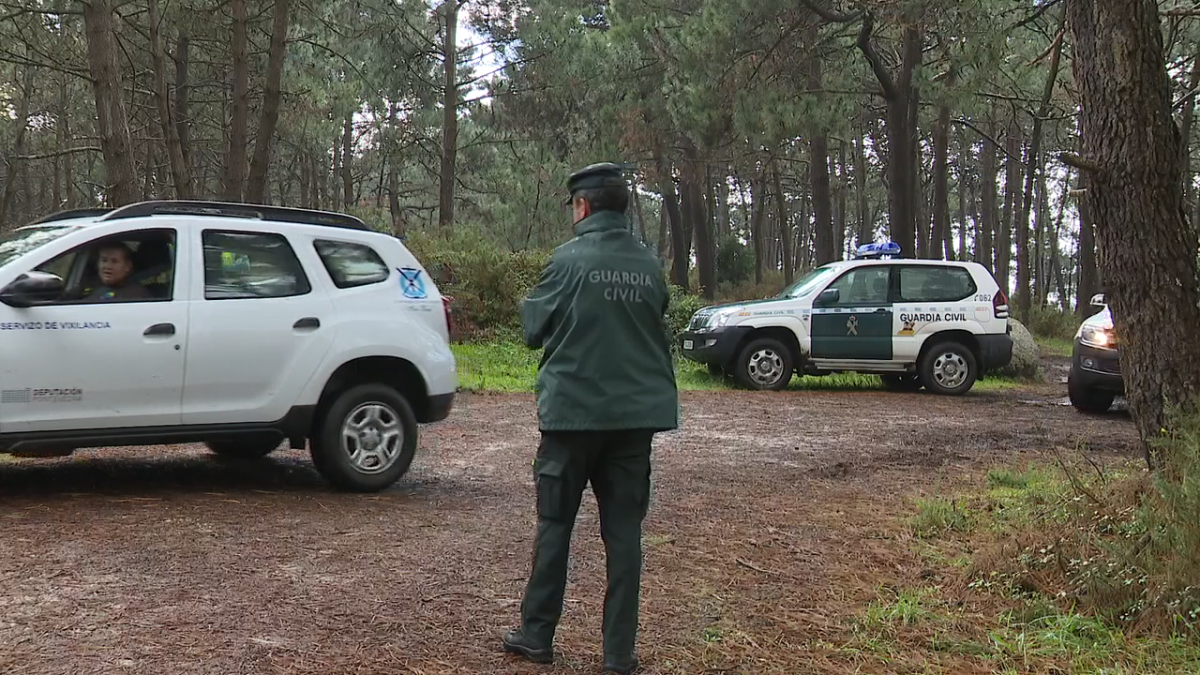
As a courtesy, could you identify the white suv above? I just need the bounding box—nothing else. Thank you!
[0,200,457,492]
[679,242,1013,395]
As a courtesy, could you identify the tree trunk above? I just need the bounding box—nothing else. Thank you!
[246,0,291,204]
[341,115,354,208]
[836,143,848,259]
[932,99,951,260]
[82,0,139,207]
[979,122,998,270]
[1018,12,1066,319]
[222,0,249,201]
[855,133,870,247]
[681,143,715,299]
[174,32,190,171]
[633,178,649,244]
[957,159,969,261]
[658,156,687,289]
[1180,44,1200,241]
[1066,0,1200,464]
[752,173,766,284]
[438,0,459,228]
[0,64,34,224]
[857,15,920,255]
[1075,173,1098,316]
[998,122,1022,297]
[149,0,192,199]
[772,160,793,286]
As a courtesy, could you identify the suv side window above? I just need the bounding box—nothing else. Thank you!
[313,239,390,289]
[825,265,890,306]
[27,228,177,304]
[202,230,311,300]
[896,266,977,303]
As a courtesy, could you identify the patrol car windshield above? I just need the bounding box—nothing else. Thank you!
[0,226,73,269]
[777,265,842,298]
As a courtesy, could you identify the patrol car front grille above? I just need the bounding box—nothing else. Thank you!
[688,309,715,331]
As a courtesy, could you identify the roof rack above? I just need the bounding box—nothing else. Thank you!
[99,200,370,231]
[30,208,115,225]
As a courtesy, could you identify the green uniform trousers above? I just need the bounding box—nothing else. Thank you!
[519,429,654,659]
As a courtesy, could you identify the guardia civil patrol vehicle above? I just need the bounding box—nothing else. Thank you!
[0,200,457,492]
[678,242,1013,394]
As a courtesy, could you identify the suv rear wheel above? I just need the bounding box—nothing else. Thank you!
[310,383,418,493]
[733,337,794,391]
[919,341,977,396]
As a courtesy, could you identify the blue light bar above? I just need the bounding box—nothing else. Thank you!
[854,241,902,259]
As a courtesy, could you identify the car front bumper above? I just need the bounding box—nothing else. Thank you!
[677,326,753,367]
[1070,339,1124,393]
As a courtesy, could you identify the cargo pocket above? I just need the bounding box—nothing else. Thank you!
[535,457,569,522]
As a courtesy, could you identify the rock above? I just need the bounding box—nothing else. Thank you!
[997,318,1041,380]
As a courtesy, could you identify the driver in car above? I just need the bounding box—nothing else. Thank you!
[88,242,151,301]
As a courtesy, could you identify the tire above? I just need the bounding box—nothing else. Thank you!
[732,337,794,391]
[1068,373,1115,414]
[309,383,418,493]
[881,374,923,392]
[206,436,281,460]
[918,341,978,396]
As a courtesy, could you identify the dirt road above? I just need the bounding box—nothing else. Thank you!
[0,371,1137,675]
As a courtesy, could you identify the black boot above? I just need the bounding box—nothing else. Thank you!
[501,628,554,664]
[603,654,639,674]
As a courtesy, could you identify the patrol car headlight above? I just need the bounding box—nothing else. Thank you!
[1080,325,1115,350]
[706,307,743,330]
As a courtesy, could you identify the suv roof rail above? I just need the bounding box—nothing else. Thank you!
[30,207,115,225]
[99,200,371,231]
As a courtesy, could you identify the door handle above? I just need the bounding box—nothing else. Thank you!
[294,317,320,329]
[874,308,889,314]
[144,323,175,336]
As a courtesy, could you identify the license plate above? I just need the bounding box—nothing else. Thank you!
[683,340,693,350]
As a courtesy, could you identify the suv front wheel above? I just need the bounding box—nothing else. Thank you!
[310,383,419,493]
[733,337,794,391]
[919,341,978,396]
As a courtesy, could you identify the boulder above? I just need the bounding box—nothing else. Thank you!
[997,318,1041,380]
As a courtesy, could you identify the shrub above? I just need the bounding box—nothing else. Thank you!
[666,284,707,340]
[714,235,754,287]
[1024,303,1079,341]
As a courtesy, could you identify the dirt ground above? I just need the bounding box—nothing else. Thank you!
[0,355,1139,675]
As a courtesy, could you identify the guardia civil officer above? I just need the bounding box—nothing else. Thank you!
[501,163,679,674]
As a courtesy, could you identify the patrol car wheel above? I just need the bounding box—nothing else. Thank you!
[918,341,977,396]
[206,437,281,460]
[734,338,794,391]
[310,383,418,493]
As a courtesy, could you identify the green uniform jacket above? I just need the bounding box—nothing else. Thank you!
[522,210,680,432]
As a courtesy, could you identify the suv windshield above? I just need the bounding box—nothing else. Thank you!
[0,226,73,269]
[778,264,842,298]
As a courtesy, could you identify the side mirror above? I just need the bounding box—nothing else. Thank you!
[1090,293,1106,307]
[0,271,64,308]
[815,288,840,307]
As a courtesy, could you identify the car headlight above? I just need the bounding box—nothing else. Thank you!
[1080,325,1116,350]
[700,307,742,331]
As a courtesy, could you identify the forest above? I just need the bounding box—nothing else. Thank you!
[0,0,1158,310]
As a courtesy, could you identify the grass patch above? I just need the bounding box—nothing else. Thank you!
[1036,335,1074,359]
[452,341,1029,394]
[910,497,974,539]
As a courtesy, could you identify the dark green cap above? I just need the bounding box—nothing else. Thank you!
[564,162,628,204]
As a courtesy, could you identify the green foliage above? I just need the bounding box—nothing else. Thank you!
[714,234,753,287]
[666,284,708,340]
[404,227,549,341]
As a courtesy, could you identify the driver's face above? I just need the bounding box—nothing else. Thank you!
[97,247,132,286]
